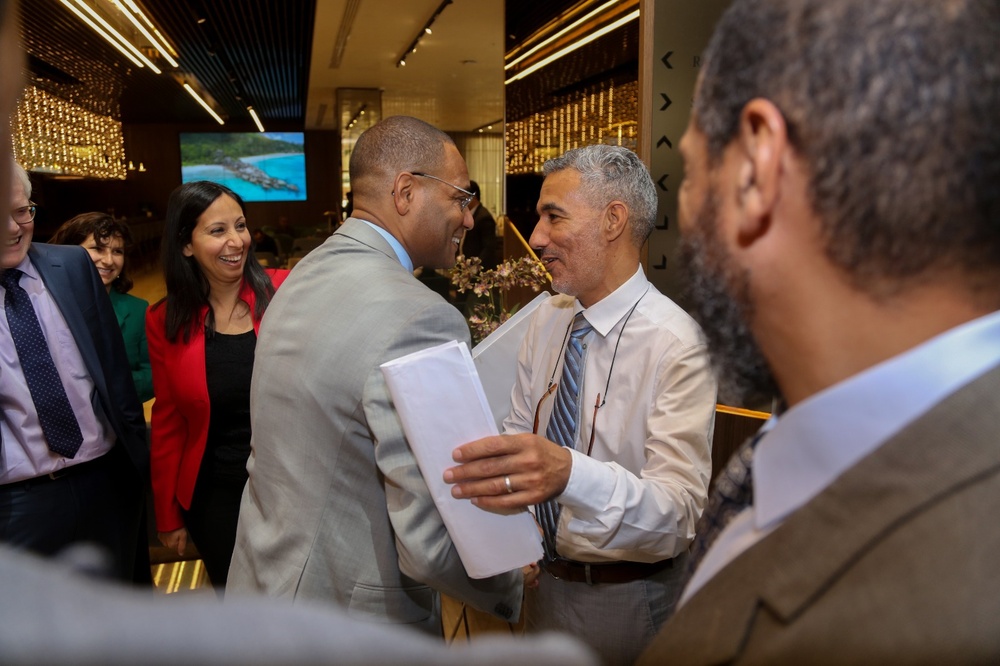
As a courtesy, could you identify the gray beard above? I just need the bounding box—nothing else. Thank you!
[678,199,780,408]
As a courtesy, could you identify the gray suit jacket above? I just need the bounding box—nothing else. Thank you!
[638,364,1000,664]
[0,546,594,665]
[228,219,521,631]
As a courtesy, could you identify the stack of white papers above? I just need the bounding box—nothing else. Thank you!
[472,291,550,429]
[380,340,543,578]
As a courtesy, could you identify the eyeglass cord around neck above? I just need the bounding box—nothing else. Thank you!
[543,286,649,456]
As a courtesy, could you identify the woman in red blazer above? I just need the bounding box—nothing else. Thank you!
[147,181,289,592]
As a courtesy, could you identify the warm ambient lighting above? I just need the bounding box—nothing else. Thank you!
[248,106,265,132]
[12,85,127,180]
[345,104,368,131]
[396,0,452,68]
[505,9,640,85]
[62,0,163,74]
[474,119,501,134]
[506,80,639,174]
[505,0,619,71]
[112,0,179,68]
[59,0,143,68]
[183,83,225,125]
[122,0,179,57]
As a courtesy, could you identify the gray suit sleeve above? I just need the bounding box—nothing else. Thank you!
[362,300,523,622]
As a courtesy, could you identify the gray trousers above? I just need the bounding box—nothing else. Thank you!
[525,553,687,666]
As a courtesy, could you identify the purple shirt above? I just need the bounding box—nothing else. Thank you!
[0,256,112,483]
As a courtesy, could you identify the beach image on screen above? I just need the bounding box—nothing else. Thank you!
[180,132,307,202]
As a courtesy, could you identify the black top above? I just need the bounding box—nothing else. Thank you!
[204,328,257,479]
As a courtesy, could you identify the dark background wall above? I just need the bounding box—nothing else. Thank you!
[28,124,341,241]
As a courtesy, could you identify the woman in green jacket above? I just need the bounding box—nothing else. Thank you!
[50,213,154,402]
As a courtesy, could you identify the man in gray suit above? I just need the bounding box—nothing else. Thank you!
[0,545,594,665]
[639,0,1000,662]
[228,116,527,632]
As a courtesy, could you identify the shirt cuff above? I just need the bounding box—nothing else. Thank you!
[558,448,615,516]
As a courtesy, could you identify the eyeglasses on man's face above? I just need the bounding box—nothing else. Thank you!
[411,172,475,211]
[10,203,37,226]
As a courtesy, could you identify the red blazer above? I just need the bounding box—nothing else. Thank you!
[146,270,289,532]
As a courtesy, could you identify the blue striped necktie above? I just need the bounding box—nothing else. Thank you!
[537,312,593,560]
[1,269,84,458]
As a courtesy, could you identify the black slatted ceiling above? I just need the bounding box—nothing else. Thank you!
[19,0,315,126]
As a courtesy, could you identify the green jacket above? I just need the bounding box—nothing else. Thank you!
[109,290,153,402]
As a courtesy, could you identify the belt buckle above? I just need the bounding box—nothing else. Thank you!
[584,563,593,585]
[47,468,68,481]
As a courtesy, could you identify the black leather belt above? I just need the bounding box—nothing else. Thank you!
[0,454,107,491]
[543,556,673,585]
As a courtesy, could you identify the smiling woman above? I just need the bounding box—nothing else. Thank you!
[49,212,154,402]
[145,181,290,594]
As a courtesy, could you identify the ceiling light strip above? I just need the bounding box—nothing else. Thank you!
[396,0,452,68]
[59,0,144,68]
[112,0,179,67]
[183,83,225,125]
[331,0,363,68]
[505,9,640,85]
[151,28,179,58]
[67,0,162,73]
[248,107,265,132]
[505,0,618,70]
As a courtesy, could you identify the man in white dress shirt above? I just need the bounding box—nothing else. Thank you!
[445,145,717,664]
[635,0,1000,662]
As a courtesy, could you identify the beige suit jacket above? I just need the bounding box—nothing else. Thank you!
[639,364,1000,664]
[228,219,521,631]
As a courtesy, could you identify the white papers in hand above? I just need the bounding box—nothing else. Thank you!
[380,340,543,579]
[472,291,550,430]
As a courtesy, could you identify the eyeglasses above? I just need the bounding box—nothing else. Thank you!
[10,203,37,226]
[411,172,475,211]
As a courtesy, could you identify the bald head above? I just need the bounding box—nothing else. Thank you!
[349,116,455,201]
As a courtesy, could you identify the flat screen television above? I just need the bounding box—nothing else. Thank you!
[179,132,307,202]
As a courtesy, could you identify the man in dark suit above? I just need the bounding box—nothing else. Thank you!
[0,160,148,582]
[638,0,1000,662]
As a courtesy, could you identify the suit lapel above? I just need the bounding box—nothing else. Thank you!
[29,245,100,374]
[654,363,1000,663]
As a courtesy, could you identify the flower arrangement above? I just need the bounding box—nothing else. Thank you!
[450,255,549,342]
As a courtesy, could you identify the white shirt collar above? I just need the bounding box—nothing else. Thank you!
[754,309,1000,531]
[577,266,649,337]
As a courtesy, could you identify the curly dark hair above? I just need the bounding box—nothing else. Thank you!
[694,0,1000,298]
[156,181,275,343]
[49,212,136,293]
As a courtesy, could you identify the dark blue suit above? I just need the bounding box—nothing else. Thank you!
[0,243,148,581]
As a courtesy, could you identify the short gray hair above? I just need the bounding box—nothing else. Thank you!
[543,145,657,247]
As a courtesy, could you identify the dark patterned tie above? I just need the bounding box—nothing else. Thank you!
[2,269,84,458]
[684,432,761,577]
[537,312,593,560]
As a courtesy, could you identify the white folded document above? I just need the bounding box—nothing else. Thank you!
[380,340,543,579]
[472,291,550,430]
